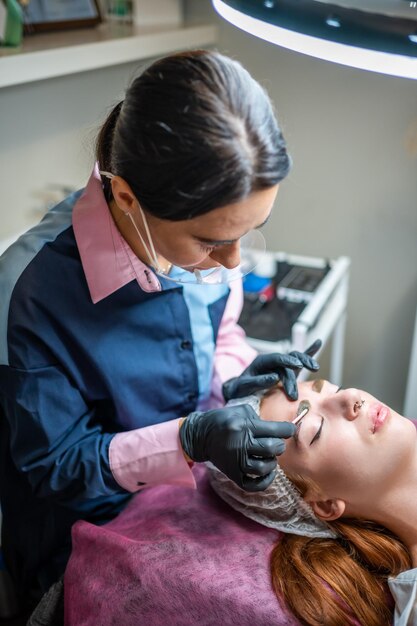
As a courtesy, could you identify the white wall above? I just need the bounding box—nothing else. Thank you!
[1,0,416,413]
[0,61,144,237]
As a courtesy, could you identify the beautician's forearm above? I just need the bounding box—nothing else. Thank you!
[109,418,196,492]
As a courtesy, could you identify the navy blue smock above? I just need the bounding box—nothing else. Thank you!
[0,169,240,601]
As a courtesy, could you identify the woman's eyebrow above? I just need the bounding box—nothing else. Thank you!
[293,400,310,426]
[195,213,272,246]
[196,236,236,245]
[311,379,324,393]
[256,213,271,229]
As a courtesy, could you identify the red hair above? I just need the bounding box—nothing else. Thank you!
[270,474,412,626]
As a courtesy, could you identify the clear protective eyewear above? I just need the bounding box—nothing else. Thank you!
[163,228,266,285]
[100,171,267,285]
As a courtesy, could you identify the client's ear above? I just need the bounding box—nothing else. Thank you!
[309,498,346,521]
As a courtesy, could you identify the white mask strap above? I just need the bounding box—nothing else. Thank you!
[99,170,163,273]
[138,208,160,270]
[100,171,114,179]
[126,212,163,273]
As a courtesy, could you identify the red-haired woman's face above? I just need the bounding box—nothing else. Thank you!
[260,380,416,511]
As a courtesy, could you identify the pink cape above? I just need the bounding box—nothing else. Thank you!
[64,465,299,625]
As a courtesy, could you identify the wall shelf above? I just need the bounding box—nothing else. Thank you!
[0,22,218,89]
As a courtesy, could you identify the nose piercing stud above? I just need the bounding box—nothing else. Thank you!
[354,399,365,412]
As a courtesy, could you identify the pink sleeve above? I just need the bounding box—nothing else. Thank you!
[109,418,196,493]
[205,280,258,410]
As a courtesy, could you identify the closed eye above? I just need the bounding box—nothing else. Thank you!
[310,417,324,445]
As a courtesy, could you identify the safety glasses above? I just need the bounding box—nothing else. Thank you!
[161,228,266,285]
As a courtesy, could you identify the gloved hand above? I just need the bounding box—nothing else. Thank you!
[179,403,295,492]
[222,339,322,402]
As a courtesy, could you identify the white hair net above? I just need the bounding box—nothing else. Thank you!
[207,393,338,540]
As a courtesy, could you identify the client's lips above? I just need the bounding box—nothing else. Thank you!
[369,402,390,433]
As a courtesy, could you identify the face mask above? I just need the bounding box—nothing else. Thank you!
[100,171,266,285]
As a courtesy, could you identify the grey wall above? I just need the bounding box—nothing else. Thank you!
[1,0,416,413]
[186,0,417,412]
[211,7,417,413]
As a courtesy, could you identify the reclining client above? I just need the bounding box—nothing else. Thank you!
[63,377,417,626]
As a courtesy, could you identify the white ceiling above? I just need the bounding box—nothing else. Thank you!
[313,0,417,19]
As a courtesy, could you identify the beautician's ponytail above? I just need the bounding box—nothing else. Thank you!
[96,100,123,201]
[271,475,412,626]
[95,49,291,219]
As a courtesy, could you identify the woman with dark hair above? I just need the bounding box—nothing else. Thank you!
[0,49,318,610]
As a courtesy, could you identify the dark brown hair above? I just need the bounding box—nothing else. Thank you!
[271,473,412,626]
[96,49,291,220]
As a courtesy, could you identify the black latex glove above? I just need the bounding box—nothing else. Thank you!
[222,339,322,402]
[179,403,295,492]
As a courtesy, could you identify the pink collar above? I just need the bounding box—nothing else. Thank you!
[72,164,161,303]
